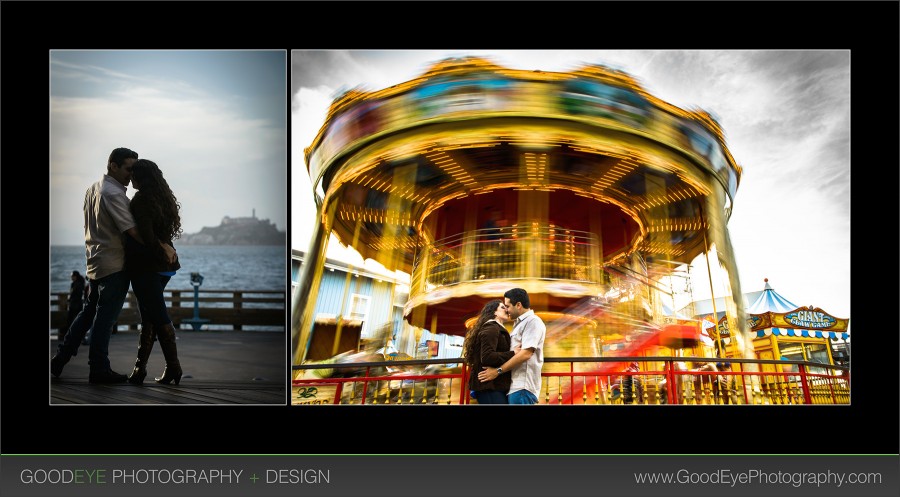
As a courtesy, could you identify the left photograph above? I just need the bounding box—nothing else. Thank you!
[50,50,287,404]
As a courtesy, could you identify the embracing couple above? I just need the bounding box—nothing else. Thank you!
[51,147,183,385]
[463,288,546,405]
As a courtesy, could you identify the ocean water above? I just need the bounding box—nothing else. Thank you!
[51,245,286,294]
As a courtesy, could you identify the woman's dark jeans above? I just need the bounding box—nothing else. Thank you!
[474,389,509,405]
[129,272,172,326]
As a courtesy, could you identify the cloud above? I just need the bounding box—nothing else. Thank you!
[51,59,141,83]
[291,51,372,98]
[52,79,286,245]
[52,58,209,100]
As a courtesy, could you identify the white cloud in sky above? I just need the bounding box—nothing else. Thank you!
[290,50,850,317]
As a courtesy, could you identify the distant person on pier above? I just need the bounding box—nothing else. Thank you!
[609,361,644,404]
[463,300,516,404]
[124,159,183,385]
[621,361,644,404]
[478,288,546,404]
[51,147,175,384]
[61,271,86,341]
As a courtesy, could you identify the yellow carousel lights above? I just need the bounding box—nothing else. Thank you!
[296,56,748,364]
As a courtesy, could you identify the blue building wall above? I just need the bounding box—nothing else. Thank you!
[292,257,398,338]
[292,254,462,361]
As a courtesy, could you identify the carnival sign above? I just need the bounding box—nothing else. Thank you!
[702,315,732,339]
[747,313,773,331]
[716,316,730,337]
[770,306,849,332]
[748,314,764,331]
[785,310,834,328]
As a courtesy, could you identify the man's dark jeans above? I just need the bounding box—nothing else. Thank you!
[56,270,130,372]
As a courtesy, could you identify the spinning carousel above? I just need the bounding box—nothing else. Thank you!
[294,57,747,368]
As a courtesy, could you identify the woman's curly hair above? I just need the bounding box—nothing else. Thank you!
[132,159,182,240]
[462,300,503,362]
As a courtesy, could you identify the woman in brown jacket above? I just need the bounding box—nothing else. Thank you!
[463,300,515,404]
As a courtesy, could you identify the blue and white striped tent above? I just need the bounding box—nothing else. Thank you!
[746,279,798,314]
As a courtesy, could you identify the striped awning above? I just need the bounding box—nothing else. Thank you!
[756,328,849,340]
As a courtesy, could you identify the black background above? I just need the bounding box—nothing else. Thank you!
[1,1,897,456]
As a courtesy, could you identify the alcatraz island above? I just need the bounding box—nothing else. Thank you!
[179,209,286,246]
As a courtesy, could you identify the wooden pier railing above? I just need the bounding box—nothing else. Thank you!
[51,289,285,332]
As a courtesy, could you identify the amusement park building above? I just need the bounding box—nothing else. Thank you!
[682,279,850,371]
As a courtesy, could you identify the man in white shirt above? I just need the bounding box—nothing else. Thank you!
[477,288,546,404]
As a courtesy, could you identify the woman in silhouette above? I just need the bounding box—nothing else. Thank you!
[125,159,183,385]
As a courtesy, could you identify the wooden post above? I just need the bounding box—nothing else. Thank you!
[234,291,243,331]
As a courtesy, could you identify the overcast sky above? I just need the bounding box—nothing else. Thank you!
[51,50,286,245]
[291,50,850,318]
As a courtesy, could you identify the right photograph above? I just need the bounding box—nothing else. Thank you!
[290,50,850,406]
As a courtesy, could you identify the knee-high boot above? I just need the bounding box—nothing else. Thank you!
[128,323,155,385]
[155,323,182,385]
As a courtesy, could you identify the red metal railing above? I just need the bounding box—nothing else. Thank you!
[292,359,470,405]
[291,357,849,405]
